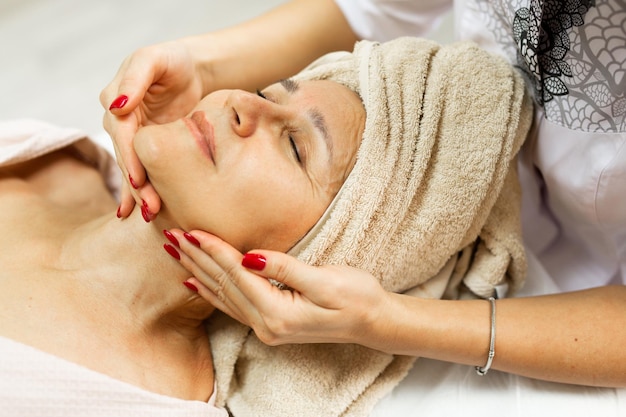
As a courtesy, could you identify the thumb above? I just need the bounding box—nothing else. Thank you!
[107,78,148,116]
[242,250,322,293]
[105,55,160,116]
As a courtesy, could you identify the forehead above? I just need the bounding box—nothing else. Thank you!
[274,79,361,109]
[294,80,365,193]
[281,79,364,144]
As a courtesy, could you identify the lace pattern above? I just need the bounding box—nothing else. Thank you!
[472,0,626,132]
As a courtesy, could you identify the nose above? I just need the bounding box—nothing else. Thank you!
[228,90,284,138]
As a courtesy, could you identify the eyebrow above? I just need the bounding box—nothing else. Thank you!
[279,78,334,162]
[280,78,299,94]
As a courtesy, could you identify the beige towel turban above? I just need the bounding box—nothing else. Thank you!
[209,37,533,417]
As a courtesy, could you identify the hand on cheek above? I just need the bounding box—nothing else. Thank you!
[115,183,162,221]
[108,120,162,220]
[160,227,385,346]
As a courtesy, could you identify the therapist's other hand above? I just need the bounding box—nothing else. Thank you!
[169,229,389,346]
[100,41,205,218]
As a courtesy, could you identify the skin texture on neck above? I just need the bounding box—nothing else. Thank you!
[60,208,214,330]
[0,148,215,400]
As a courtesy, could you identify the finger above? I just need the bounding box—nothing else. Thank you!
[184,277,244,323]
[102,51,161,117]
[106,129,134,219]
[99,60,129,112]
[162,237,250,324]
[101,52,166,190]
[167,237,228,298]
[105,115,148,214]
[242,249,323,294]
[190,231,280,291]
[117,183,135,218]
[174,229,286,318]
[113,113,148,189]
[171,229,240,283]
[174,234,356,345]
[103,108,144,184]
[133,182,162,217]
[170,229,258,310]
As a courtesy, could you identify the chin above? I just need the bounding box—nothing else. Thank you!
[134,128,157,163]
[134,125,182,175]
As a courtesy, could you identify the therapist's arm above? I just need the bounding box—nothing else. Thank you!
[171,229,626,388]
[191,0,358,93]
[377,287,626,388]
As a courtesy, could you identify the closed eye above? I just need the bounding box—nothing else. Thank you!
[289,135,301,163]
[257,88,302,164]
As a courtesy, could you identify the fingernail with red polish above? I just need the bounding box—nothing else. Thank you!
[141,200,155,223]
[183,281,199,293]
[164,243,181,260]
[183,232,201,247]
[242,253,266,271]
[129,174,139,189]
[163,230,179,247]
[141,204,150,223]
[116,205,122,219]
[109,95,128,110]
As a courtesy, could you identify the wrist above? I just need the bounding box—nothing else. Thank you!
[180,34,218,97]
[359,291,419,354]
[360,294,491,367]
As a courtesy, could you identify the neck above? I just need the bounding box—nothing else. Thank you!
[57,206,213,338]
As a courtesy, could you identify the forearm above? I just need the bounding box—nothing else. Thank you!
[366,286,626,387]
[184,0,358,93]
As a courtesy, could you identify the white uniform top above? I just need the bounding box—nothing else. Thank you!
[335,0,626,293]
[333,1,626,415]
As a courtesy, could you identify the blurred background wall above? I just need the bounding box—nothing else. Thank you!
[0,0,453,137]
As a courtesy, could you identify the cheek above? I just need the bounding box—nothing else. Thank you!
[135,125,212,217]
[152,145,328,252]
[216,166,327,251]
[135,124,191,178]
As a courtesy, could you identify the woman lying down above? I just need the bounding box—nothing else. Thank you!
[0,37,531,416]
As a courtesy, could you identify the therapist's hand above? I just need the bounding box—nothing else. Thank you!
[100,41,205,218]
[167,228,389,346]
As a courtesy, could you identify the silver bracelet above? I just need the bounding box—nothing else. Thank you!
[475,297,496,376]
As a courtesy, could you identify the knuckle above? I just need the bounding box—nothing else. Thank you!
[257,316,294,346]
[224,263,243,289]
[212,267,231,288]
[245,296,303,346]
[98,89,108,106]
[214,287,228,305]
[254,327,281,346]
[273,259,295,283]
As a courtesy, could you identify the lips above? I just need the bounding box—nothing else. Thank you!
[184,111,216,164]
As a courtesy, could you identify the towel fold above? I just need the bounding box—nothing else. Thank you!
[209,37,533,417]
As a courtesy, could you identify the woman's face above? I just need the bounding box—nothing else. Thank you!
[134,79,365,252]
